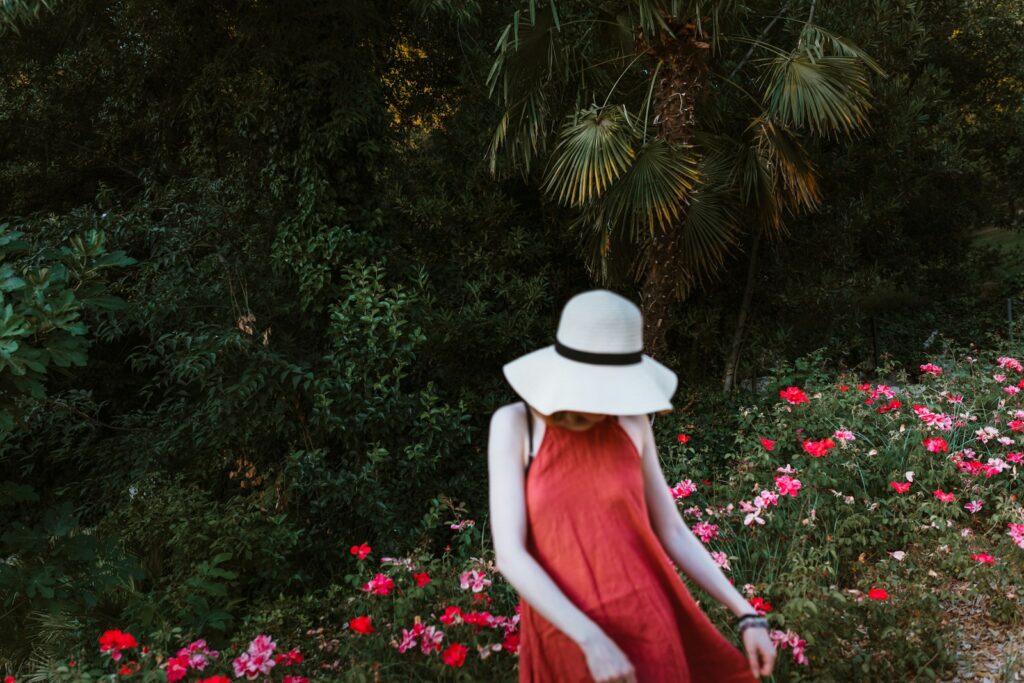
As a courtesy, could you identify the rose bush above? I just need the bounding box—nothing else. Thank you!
[11,346,1023,682]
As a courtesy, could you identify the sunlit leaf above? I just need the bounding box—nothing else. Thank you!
[542,105,637,207]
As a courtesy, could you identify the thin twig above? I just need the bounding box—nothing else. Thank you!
[727,2,791,81]
[50,399,148,432]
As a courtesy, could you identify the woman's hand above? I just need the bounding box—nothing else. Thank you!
[742,626,776,678]
[579,628,637,683]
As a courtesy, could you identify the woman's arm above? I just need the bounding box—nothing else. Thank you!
[487,404,604,643]
[630,414,756,618]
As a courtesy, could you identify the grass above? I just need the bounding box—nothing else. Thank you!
[970,226,1024,276]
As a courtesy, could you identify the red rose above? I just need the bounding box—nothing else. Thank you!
[439,605,462,624]
[867,587,889,601]
[98,629,138,661]
[349,615,375,634]
[442,643,468,667]
[502,632,520,653]
[349,542,372,560]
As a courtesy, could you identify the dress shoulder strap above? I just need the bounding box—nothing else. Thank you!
[523,400,535,473]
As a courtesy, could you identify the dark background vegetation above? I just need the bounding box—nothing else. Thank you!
[1,0,1022,667]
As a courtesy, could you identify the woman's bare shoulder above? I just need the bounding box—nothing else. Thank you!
[491,400,526,425]
[616,413,652,456]
[489,402,528,445]
[488,402,528,472]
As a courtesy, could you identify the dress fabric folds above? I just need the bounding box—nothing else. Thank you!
[517,415,759,683]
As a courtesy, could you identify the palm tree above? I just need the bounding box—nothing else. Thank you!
[487,0,884,380]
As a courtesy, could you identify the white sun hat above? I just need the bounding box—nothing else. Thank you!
[502,289,678,416]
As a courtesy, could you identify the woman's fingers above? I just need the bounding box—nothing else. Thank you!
[747,646,760,678]
[761,643,776,675]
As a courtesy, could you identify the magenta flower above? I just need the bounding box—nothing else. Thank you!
[997,356,1023,373]
[770,629,809,666]
[669,479,697,499]
[419,625,444,654]
[774,475,802,497]
[833,429,856,442]
[397,623,426,653]
[1008,523,1024,549]
[710,550,730,571]
[779,386,810,405]
[459,570,492,593]
[740,500,765,527]
[691,522,719,543]
[232,635,277,680]
[362,573,396,595]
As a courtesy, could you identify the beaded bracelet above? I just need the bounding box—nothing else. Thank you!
[734,613,769,636]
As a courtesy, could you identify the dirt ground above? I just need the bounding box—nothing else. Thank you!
[939,581,1024,682]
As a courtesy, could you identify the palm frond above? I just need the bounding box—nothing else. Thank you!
[633,0,674,38]
[687,0,743,52]
[626,150,741,294]
[0,0,57,35]
[599,137,700,241]
[733,133,773,209]
[571,208,640,288]
[487,10,563,174]
[541,105,637,207]
[758,51,873,137]
[754,116,822,214]
[799,24,887,77]
[489,87,550,175]
[673,151,743,289]
[411,0,481,25]
[572,137,701,286]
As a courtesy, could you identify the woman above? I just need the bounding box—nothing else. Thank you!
[488,289,775,682]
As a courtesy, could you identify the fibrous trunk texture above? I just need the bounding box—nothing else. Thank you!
[638,19,710,360]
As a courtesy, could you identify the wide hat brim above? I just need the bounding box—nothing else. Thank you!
[502,345,678,416]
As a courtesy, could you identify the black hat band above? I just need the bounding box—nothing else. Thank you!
[554,339,643,366]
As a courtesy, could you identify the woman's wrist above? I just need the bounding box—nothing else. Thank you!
[734,613,769,636]
[727,596,758,618]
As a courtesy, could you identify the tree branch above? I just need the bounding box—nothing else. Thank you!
[727,2,791,81]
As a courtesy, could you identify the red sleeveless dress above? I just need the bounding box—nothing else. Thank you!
[517,413,759,683]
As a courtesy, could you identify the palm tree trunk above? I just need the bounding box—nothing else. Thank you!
[722,230,761,393]
[641,225,682,360]
[639,20,710,359]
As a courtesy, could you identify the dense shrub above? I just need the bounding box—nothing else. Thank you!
[9,345,1022,681]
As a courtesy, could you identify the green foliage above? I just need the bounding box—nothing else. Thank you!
[656,345,1024,680]
[0,0,58,34]
[0,498,144,659]
[0,0,1022,678]
[0,225,134,432]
